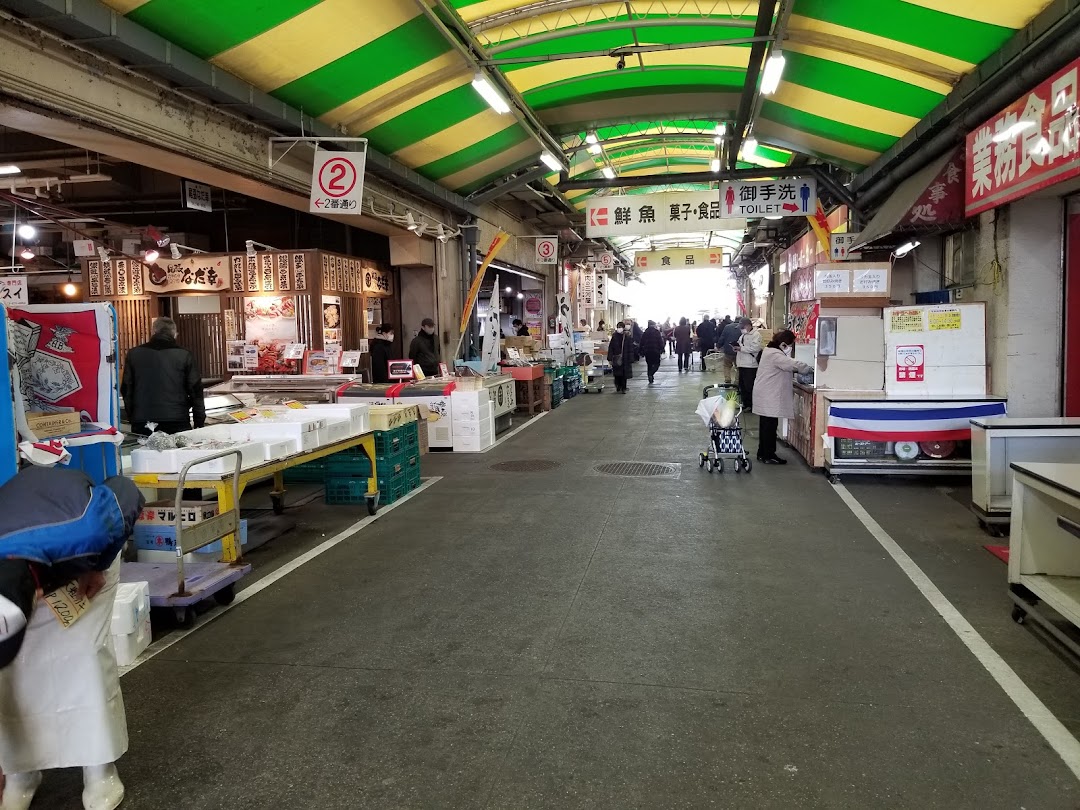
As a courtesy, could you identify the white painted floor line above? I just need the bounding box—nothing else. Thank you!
[482,411,547,452]
[833,482,1080,782]
[118,476,444,677]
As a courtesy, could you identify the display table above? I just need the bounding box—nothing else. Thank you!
[970,417,1080,534]
[1008,462,1080,655]
[824,396,1007,479]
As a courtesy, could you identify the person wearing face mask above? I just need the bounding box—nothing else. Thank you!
[717,317,743,383]
[752,329,812,465]
[369,323,394,384]
[607,321,634,393]
[734,318,762,410]
[408,318,440,377]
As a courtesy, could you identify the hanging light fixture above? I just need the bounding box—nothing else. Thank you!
[540,151,566,173]
[405,212,419,231]
[742,136,758,157]
[62,274,78,297]
[710,158,721,172]
[143,247,160,263]
[760,50,786,95]
[18,247,34,261]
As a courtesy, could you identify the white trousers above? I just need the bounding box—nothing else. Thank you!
[0,557,128,772]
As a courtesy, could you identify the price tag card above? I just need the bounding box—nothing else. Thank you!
[43,580,90,628]
[284,343,307,360]
[228,409,254,422]
[283,399,307,410]
[340,350,362,368]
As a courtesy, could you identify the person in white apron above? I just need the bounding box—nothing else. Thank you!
[0,466,144,810]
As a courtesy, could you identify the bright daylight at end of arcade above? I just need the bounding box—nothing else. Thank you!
[3,0,1080,808]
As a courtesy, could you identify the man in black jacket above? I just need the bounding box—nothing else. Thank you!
[408,317,441,377]
[121,317,205,435]
[695,318,716,371]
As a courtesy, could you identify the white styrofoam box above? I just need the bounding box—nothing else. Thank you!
[111,611,150,666]
[230,421,322,455]
[451,396,493,423]
[450,389,487,406]
[111,581,150,635]
[300,404,370,435]
[453,433,494,453]
[261,439,294,461]
[453,414,495,438]
[319,419,352,446]
[130,442,264,475]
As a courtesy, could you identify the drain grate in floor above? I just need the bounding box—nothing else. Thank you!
[490,459,561,472]
[593,461,679,478]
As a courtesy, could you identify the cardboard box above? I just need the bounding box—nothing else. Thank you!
[133,519,248,553]
[138,500,218,526]
[368,405,418,432]
[25,409,81,438]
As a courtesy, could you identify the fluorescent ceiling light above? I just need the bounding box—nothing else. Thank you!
[765,215,783,220]
[471,73,510,114]
[760,50,786,95]
[540,151,565,173]
[585,132,599,145]
[743,136,758,156]
[602,166,616,179]
[17,224,35,239]
[0,165,19,176]
[715,123,727,137]
[710,158,721,172]
[894,240,921,258]
[588,143,602,155]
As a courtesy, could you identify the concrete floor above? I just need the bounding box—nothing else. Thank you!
[29,357,1080,808]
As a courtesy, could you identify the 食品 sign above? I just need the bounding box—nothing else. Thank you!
[966,57,1080,216]
[144,256,230,293]
[585,178,817,237]
[635,248,726,271]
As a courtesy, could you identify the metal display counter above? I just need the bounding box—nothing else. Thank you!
[1008,462,1080,657]
[824,396,1007,480]
[970,417,1080,535]
[207,374,363,405]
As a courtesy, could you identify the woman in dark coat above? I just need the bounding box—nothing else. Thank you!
[673,317,693,372]
[369,323,394,384]
[607,321,634,393]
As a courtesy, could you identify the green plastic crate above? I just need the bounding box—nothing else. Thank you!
[283,460,328,483]
[374,426,407,456]
[324,476,370,505]
[406,464,421,491]
[402,421,419,451]
[326,453,372,478]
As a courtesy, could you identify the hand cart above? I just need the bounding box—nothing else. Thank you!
[130,430,381,564]
[697,383,752,474]
[121,449,251,628]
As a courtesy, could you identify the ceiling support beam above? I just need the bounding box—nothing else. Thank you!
[485,35,770,65]
[473,0,624,33]
[485,18,756,55]
[557,164,807,191]
[413,0,566,161]
[467,165,550,205]
[728,0,777,172]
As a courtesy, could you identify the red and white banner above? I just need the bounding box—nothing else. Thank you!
[966,57,1080,216]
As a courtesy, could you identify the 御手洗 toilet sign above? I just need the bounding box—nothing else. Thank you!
[309,146,366,214]
[830,232,862,261]
[535,237,557,265]
[896,344,924,382]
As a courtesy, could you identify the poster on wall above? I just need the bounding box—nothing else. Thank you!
[226,341,246,372]
[243,296,298,373]
[523,291,544,337]
[322,295,342,345]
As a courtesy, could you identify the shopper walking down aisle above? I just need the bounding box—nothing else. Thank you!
[608,322,634,393]
[735,318,762,410]
[754,329,812,465]
[674,318,693,372]
[408,318,440,377]
[695,318,715,371]
[370,323,394,384]
[121,317,205,436]
[718,316,743,384]
[640,320,665,384]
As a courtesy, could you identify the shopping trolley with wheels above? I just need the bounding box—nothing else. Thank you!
[696,383,752,474]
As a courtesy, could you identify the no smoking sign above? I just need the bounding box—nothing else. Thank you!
[309,146,366,214]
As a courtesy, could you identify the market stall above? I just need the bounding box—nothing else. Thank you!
[81,247,395,383]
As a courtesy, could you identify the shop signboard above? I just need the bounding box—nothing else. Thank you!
[0,277,27,306]
[523,291,544,336]
[362,266,393,297]
[143,256,231,293]
[598,251,615,271]
[966,57,1080,216]
[309,147,366,214]
[535,236,557,265]
[388,359,414,380]
[634,248,725,271]
[903,148,964,227]
[593,272,607,309]
[182,180,213,213]
[585,180,815,237]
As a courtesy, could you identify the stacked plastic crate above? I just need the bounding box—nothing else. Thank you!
[323,421,422,506]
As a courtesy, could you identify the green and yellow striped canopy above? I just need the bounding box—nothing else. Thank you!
[103,0,1052,203]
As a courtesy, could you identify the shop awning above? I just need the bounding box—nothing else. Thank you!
[851,147,966,250]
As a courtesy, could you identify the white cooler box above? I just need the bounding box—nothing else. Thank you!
[319,419,353,446]
[451,390,493,423]
[130,442,265,475]
[297,404,370,435]
[110,581,151,666]
[230,420,323,455]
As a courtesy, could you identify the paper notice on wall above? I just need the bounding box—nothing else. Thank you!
[890,309,925,332]
[928,306,962,330]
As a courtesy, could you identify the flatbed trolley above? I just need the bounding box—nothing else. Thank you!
[122,449,251,628]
